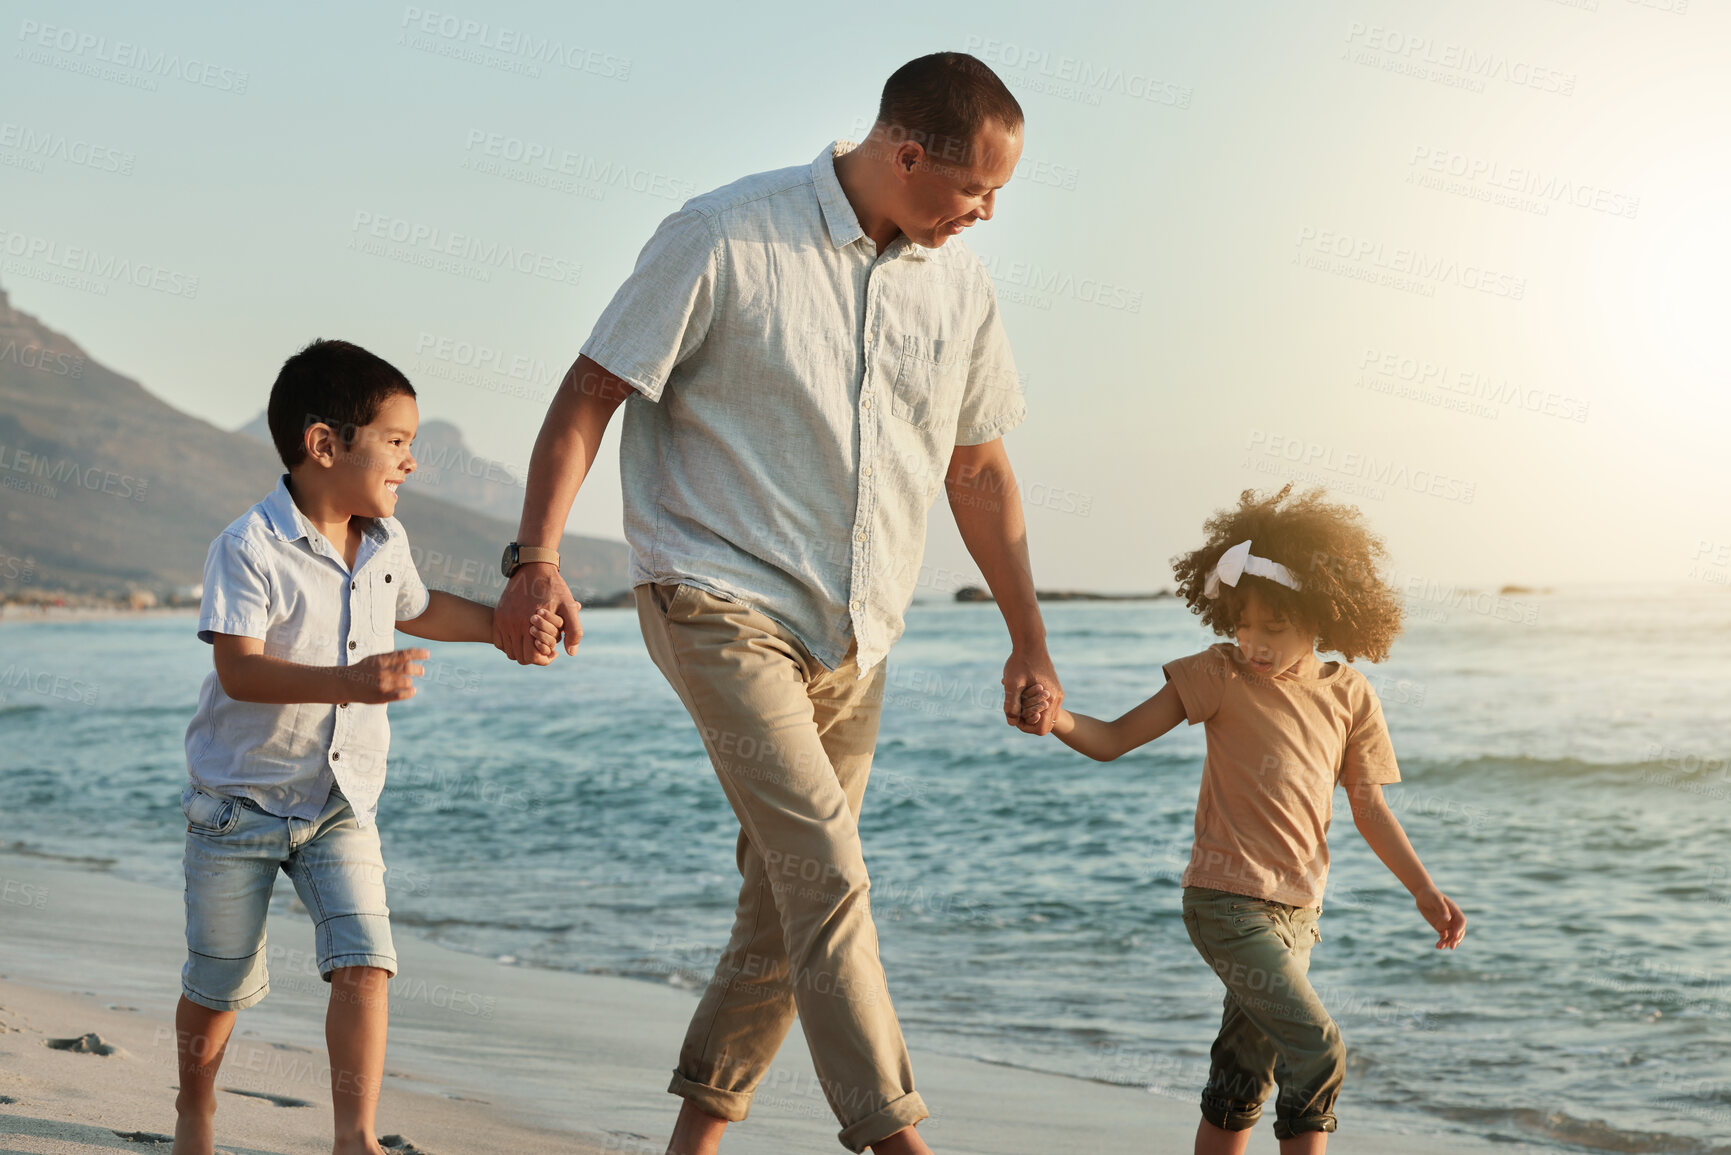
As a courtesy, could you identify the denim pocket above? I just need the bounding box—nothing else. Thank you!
[183,788,242,836]
[891,335,969,431]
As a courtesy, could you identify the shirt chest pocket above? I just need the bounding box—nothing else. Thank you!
[891,335,971,432]
[365,569,401,649]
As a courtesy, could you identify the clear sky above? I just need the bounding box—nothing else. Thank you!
[4,0,1727,592]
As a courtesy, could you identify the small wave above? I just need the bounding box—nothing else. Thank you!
[389,911,578,935]
[1432,1106,1731,1154]
[1407,754,1697,784]
[0,841,116,869]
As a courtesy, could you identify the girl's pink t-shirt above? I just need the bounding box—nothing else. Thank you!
[1165,643,1401,907]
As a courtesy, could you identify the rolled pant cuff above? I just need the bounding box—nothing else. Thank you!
[1200,1095,1263,1132]
[181,981,269,1013]
[667,1069,754,1123]
[1274,1113,1338,1140]
[837,1090,929,1153]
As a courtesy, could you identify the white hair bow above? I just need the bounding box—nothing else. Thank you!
[1203,540,1301,599]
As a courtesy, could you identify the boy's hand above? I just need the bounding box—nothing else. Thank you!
[344,648,429,703]
[1416,888,1467,949]
[494,563,583,664]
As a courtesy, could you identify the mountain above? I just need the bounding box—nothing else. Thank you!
[237,412,529,527]
[0,283,629,601]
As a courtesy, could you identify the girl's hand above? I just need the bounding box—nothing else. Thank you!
[1021,683,1052,730]
[1416,888,1467,949]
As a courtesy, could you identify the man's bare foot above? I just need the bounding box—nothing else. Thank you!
[170,1098,216,1155]
[666,1100,728,1155]
[871,1126,934,1155]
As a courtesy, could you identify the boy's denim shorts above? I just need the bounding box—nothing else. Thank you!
[180,783,396,1012]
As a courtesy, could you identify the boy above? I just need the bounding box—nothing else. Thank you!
[173,339,559,1155]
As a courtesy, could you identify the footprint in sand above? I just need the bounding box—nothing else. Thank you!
[113,1131,173,1145]
[379,1135,431,1153]
[44,1032,119,1055]
[222,1087,312,1108]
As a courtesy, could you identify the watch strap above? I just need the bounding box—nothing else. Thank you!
[513,544,560,570]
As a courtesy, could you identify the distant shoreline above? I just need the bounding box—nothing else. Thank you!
[0,604,198,625]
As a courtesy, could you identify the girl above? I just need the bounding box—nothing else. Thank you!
[1021,485,1466,1154]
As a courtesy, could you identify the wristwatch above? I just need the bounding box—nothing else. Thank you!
[501,543,561,578]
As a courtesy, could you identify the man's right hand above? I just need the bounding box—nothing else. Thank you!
[494,562,584,664]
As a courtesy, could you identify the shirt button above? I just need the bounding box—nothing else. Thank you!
[331,751,341,762]
[351,581,357,591]
[339,702,348,709]
[851,599,863,612]
[348,640,358,650]
[856,532,867,543]
[385,574,393,583]
[861,397,873,410]
[861,466,874,478]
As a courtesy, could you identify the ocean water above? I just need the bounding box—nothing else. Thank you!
[3,586,1730,1152]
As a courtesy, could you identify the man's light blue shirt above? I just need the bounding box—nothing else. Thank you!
[581,141,1026,672]
[185,475,430,827]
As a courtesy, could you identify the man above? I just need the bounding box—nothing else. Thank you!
[494,52,1064,1155]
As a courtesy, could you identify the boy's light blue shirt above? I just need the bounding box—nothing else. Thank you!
[184,475,430,828]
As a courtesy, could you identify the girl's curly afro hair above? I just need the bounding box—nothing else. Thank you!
[1171,485,1403,662]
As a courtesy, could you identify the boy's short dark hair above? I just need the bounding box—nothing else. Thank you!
[267,339,416,468]
[876,52,1023,167]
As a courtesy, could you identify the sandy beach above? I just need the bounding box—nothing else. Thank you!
[0,848,1520,1155]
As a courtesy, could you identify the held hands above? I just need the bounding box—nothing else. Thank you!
[344,649,430,703]
[1002,648,1063,736]
[1019,683,1063,733]
[493,563,582,665]
[1415,887,1468,949]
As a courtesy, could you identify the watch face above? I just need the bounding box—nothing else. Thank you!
[501,543,517,578]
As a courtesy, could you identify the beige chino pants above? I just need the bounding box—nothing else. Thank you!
[636,583,928,1152]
